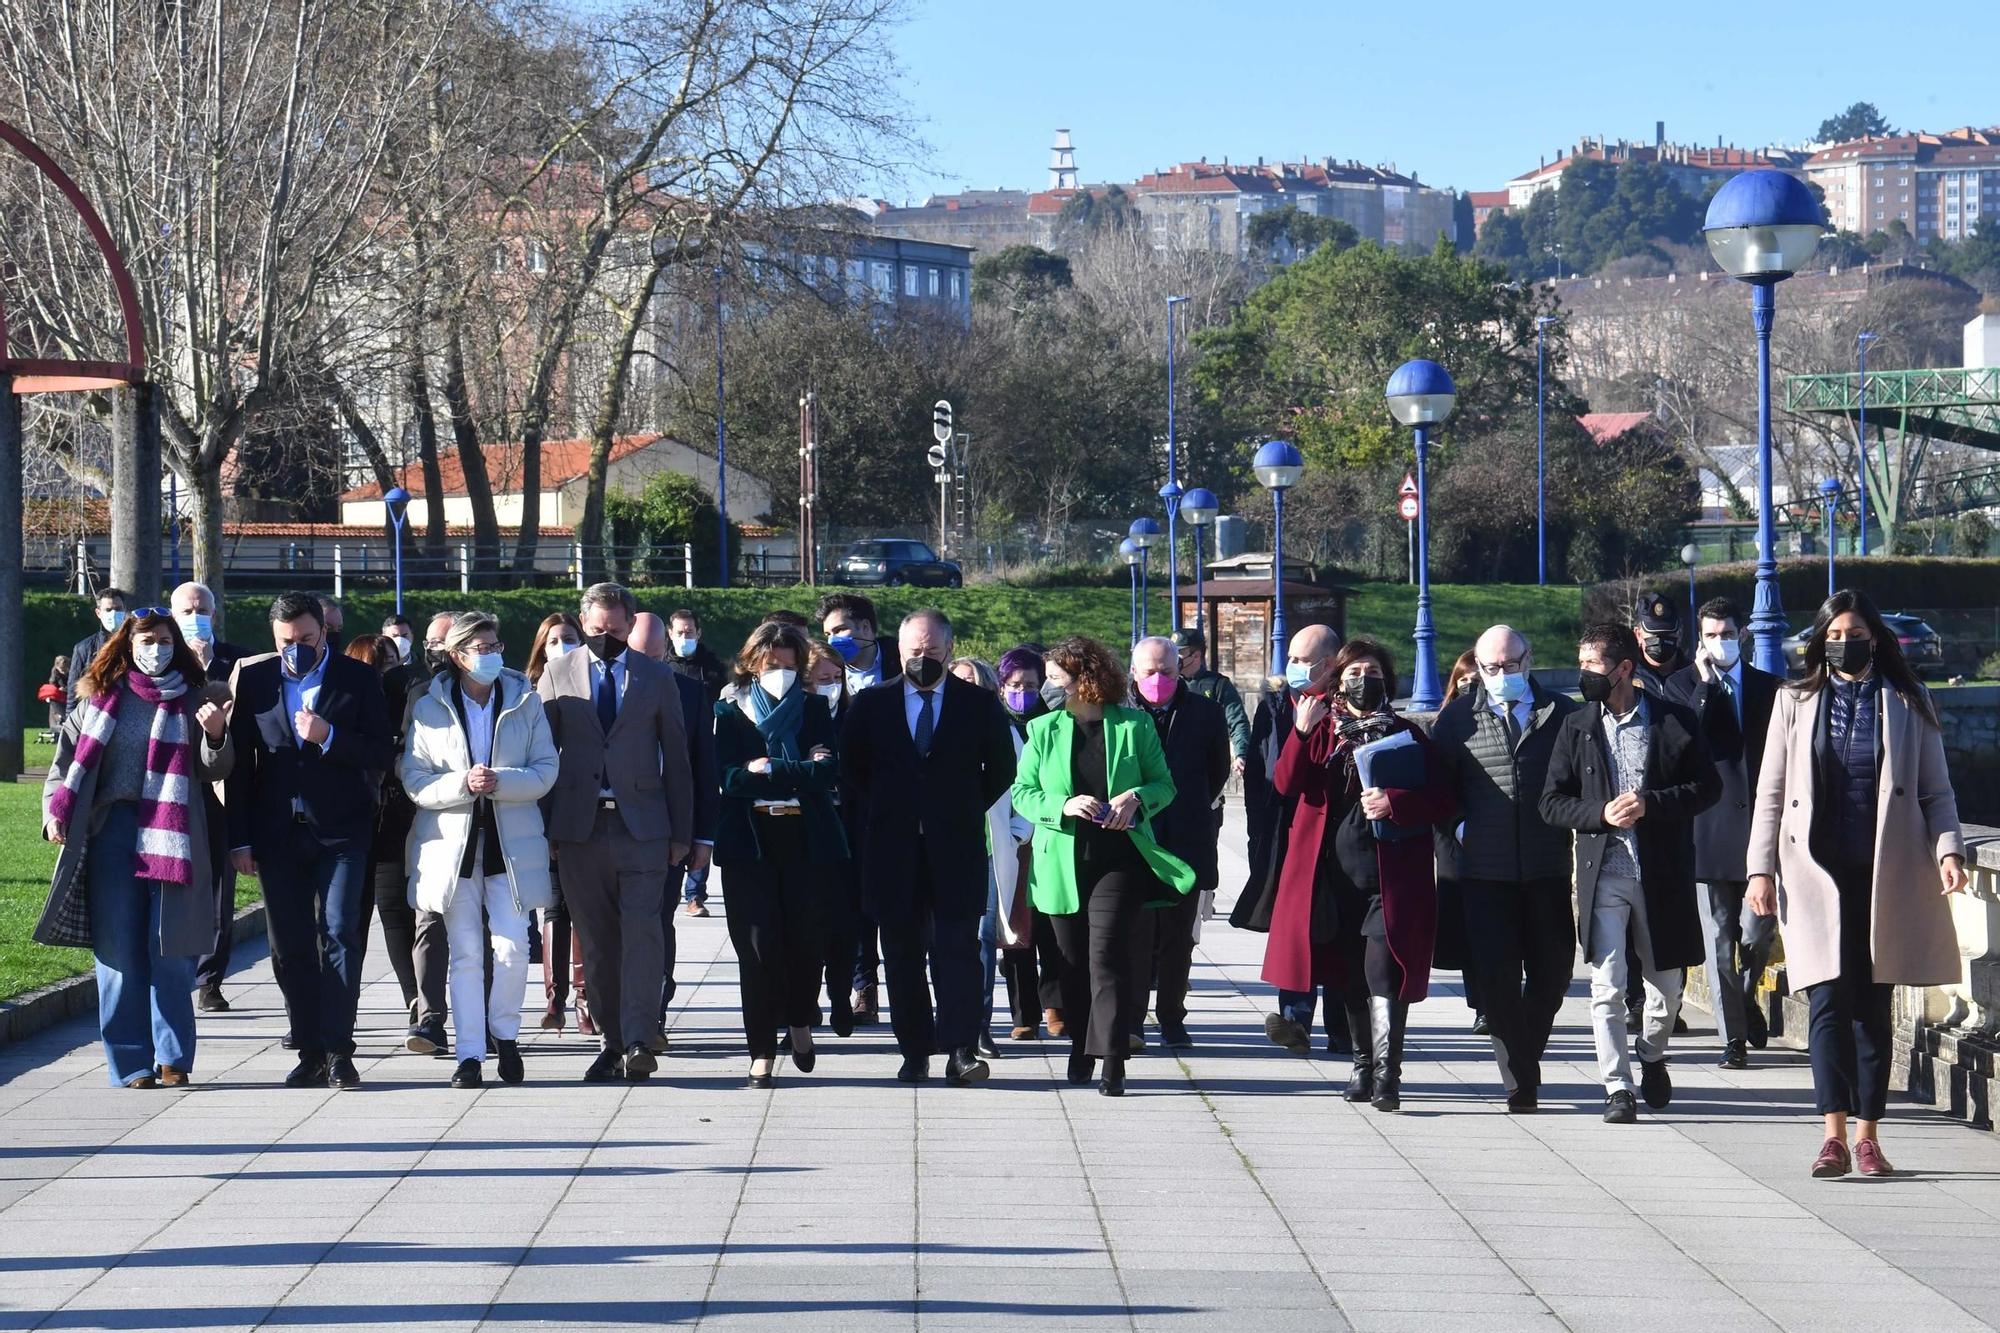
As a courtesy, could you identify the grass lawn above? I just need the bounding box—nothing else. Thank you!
[1345,583,1585,666]
[1,740,259,1001]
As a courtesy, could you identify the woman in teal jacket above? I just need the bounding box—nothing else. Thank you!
[1012,635,1195,1096]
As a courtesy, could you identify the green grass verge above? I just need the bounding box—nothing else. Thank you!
[1343,583,1585,666]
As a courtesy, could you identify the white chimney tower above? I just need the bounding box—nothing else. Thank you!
[1049,128,1078,191]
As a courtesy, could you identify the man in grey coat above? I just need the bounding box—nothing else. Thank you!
[1429,625,1578,1113]
[538,582,694,1083]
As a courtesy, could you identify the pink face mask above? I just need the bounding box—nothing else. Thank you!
[1135,673,1177,706]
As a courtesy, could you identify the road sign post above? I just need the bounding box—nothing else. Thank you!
[1399,474,1419,584]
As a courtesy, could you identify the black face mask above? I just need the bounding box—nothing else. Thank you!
[423,646,449,674]
[587,633,626,662]
[1578,668,1616,704]
[1342,675,1386,713]
[1826,637,1873,675]
[904,654,945,689]
[1640,632,1677,662]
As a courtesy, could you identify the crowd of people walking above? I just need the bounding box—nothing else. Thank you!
[35,579,1969,1175]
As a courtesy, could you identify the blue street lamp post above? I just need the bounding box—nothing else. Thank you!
[1535,315,1558,585]
[1821,477,1841,595]
[1857,330,1878,555]
[1163,294,1189,620]
[1253,440,1304,675]
[1180,487,1218,637]
[1386,359,1456,711]
[1129,517,1162,639]
[715,264,729,588]
[384,486,412,614]
[1704,170,1824,676]
[1681,543,1700,628]
[1120,539,1141,645]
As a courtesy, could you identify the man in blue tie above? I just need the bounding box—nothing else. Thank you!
[537,583,695,1083]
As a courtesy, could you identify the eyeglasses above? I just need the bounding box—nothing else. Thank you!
[130,607,174,620]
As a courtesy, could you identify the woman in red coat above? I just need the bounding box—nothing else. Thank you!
[1264,635,1452,1111]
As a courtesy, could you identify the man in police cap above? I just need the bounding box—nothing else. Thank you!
[1630,591,1690,695]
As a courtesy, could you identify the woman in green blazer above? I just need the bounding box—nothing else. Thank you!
[1012,636,1195,1096]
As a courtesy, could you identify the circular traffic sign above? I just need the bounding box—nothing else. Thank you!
[1399,496,1419,521]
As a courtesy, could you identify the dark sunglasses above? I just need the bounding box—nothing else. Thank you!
[129,606,174,620]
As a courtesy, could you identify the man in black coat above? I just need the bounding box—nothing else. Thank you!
[66,586,129,704]
[1541,623,1719,1124]
[1128,637,1230,1050]
[1429,624,1578,1113]
[840,608,1017,1085]
[171,580,255,1013]
[1631,589,1692,695]
[1666,597,1782,1070]
[225,591,394,1090]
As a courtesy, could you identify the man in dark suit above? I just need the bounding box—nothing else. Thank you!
[226,591,393,1089]
[1666,597,1782,1070]
[841,607,1017,1085]
[66,586,129,704]
[172,580,255,1013]
[538,583,695,1083]
[1128,636,1230,1051]
[1541,623,1719,1124]
[629,612,719,1043]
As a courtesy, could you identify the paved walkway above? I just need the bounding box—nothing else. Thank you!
[6,810,2000,1331]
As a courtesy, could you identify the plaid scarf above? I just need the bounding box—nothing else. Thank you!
[48,670,196,886]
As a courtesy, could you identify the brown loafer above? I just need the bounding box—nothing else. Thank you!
[1044,1007,1067,1039]
[1009,1024,1037,1041]
[1811,1137,1852,1179]
[125,1074,158,1089]
[1854,1137,1895,1177]
[158,1066,190,1088]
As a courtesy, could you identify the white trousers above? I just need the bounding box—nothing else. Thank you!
[1586,870,1683,1094]
[442,872,530,1062]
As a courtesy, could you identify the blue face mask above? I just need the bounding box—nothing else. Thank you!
[828,633,861,662]
[175,612,214,643]
[1485,670,1530,704]
[281,641,319,678]
[1284,662,1317,693]
[671,635,698,659]
[464,650,504,685]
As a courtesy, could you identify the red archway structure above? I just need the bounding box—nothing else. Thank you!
[0,119,147,391]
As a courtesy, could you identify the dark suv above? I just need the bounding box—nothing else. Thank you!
[1785,612,1944,677]
[839,538,962,588]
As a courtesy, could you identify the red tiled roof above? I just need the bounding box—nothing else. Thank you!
[1467,190,1510,208]
[1806,127,2000,167]
[225,522,576,538]
[1131,163,1279,195]
[341,433,667,501]
[1578,411,1653,445]
[1026,188,1082,215]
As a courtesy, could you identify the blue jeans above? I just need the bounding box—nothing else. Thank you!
[681,862,711,906]
[88,802,197,1086]
[978,862,1000,1037]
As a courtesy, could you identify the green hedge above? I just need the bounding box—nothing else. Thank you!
[1588,557,2000,627]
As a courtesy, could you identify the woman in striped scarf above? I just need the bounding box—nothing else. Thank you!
[39,609,233,1088]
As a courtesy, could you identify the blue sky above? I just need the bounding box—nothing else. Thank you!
[880,0,2000,201]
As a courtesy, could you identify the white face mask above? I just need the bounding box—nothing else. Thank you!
[384,634,412,662]
[545,639,573,660]
[759,668,797,698]
[1704,634,1741,670]
[99,608,127,633]
[133,642,174,677]
[815,681,843,705]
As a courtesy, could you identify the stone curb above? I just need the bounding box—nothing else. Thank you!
[0,901,266,1047]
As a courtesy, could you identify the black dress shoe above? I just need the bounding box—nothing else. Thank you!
[406,1018,445,1055]
[975,1034,1000,1061]
[1506,1088,1539,1114]
[896,1057,929,1083]
[1719,1039,1749,1071]
[451,1058,483,1089]
[945,1047,990,1086]
[283,1057,327,1088]
[1604,1090,1638,1124]
[624,1044,657,1080]
[1471,1011,1490,1036]
[279,1033,298,1051]
[196,984,230,1013]
[790,1039,817,1075]
[829,997,855,1039]
[1673,1013,1689,1035]
[1099,1069,1126,1097]
[1066,1051,1096,1086]
[583,1049,623,1083]
[327,1057,361,1090]
[1159,1023,1193,1050]
[747,1070,775,1089]
[495,1039,524,1085]
[1640,1057,1673,1109]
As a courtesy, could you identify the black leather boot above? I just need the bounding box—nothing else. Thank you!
[1342,998,1374,1103]
[1369,997,1407,1113]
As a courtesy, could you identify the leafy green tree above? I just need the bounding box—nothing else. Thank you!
[1245,206,1359,264]
[1474,206,1528,269]
[605,470,723,583]
[1052,184,1140,248]
[972,245,1074,307]
[1818,101,1892,144]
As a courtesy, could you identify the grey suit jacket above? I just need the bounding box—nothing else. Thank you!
[537,647,694,846]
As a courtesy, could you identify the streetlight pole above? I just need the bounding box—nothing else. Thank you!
[1253,440,1304,676]
[1163,294,1189,623]
[715,263,729,588]
[1129,517,1162,640]
[1680,542,1700,628]
[1120,539,1141,646]
[1180,487,1218,639]
[385,486,411,615]
[1386,360,1457,711]
[1703,170,1823,677]
[1535,315,1557,585]
[1857,330,1877,556]
[1820,477,1841,595]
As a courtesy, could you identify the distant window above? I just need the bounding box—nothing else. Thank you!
[527,239,549,274]
[928,267,940,297]
[949,270,962,300]
[870,261,892,295]
[491,245,508,274]
[903,265,919,297]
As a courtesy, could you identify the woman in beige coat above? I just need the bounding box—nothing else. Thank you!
[1747,589,1966,1179]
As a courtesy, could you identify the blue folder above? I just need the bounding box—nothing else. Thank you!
[1352,729,1428,842]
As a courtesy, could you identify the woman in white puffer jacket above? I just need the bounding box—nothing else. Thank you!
[401,611,560,1088]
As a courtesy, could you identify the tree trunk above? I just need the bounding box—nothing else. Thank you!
[579,265,667,583]
[187,463,227,619]
[404,342,449,560]
[335,390,405,553]
[442,318,503,584]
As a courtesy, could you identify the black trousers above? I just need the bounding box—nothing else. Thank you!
[1032,907,1064,1012]
[999,943,1041,1029]
[258,823,369,1060]
[193,864,236,991]
[1050,840,1157,1060]
[659,864,684,1015]
[821,858,863,1020]
[1461,876,1576,1096]
[878,842,982,1058]
[1809,860,1895,1120]
[723,817,826,1060]
[1145,887,1203,1028]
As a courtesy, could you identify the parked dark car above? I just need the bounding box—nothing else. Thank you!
[1786,611,1943,677]
[839,538,963,588]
